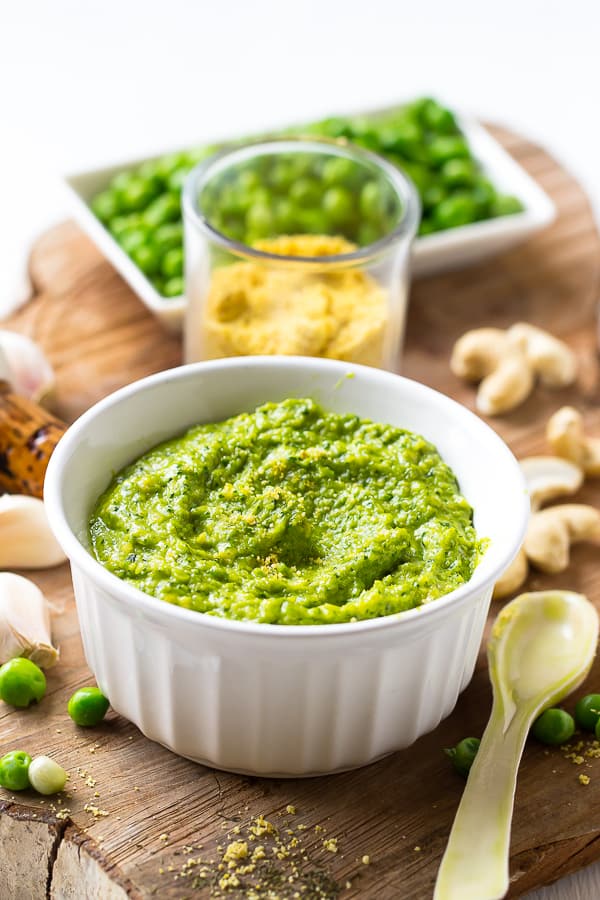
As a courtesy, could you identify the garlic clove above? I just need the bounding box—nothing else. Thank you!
[0,330,55,405]
[0,495,66,569]
[520,455,584,511]
[0,572,59,667]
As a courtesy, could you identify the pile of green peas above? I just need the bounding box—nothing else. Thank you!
[446,693,600,778]
[90,97,523,299]
[198,150,401,249]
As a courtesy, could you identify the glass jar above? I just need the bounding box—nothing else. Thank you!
[182,138,419,370]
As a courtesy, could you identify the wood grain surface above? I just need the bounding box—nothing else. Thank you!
[1,124,600,900]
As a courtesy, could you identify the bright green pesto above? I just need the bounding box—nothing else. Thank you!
[89,399,482,625]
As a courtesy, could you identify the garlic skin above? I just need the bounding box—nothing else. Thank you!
[0,572,59,667]
[0,330,55,404]
[0,495,66,569]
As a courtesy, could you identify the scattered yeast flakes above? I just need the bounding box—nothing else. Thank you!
[154,809,354,897]
[579,774,591,785]
[84,804,109,819]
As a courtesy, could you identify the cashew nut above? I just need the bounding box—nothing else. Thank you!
[546,406,600,477]
[450,328,533,415]
[494,453,590,599]
[506,323,577,388]
[519,455,584,511]
[493,548,529,600]
[451,323,577,415]
[524,504,600,574]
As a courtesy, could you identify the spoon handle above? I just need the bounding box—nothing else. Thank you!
[434,705,530,900]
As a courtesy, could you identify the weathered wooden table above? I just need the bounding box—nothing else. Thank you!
[1,125,600,899]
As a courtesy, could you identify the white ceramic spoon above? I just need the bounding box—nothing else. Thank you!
[434,590,599,900]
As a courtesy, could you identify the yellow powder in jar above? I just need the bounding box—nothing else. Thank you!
[202,235,388,366]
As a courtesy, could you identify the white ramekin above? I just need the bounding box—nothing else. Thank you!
[44,357,528,776]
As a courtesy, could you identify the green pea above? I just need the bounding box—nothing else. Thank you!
[575,694,600,731]
[399,162,431,195]
[91,190,118,223]
[236,169,261,194]
[359,181,386,222]
[296,209,331,236]
[143,194,181,228]
[440,159,477,188]
[274,198,298,233]
[153,222,183,253]
[0,750,31,791]
[315,117,352,139]
[131,244,162,276]
[445,737,480,777]
[428,135,470,166]
[218,184,247,218]
[137,160,164,188]
[531,708,575,745]
[290,178,321,207]
[119,176,158,213]
[110,214,142,239]
[420,99,458,134]
[471,178,497,214]
[491,194,524,217]
[379,120,424,160]
[422,184,446,210]
[163,276,184,298]
[322,186,353,226]
[162,247,184,278]
[418,217,439,237]
[347,117,379,151]
[246,203,274,238]
[433,193,478,229]
[268,160,296,191]
[68,687,110,727]
[111,171,134,194]
[167,168,191,193]
[0,658,46,708]
[357,223,381,246]
[119,229,147,255]
[156,152,189,178]
[321,157,357,187]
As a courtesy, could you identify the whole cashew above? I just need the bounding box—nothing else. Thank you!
[451,323,577,416]
[524,504,600,574]
[506,323,578,388]
[493,549,529,600]
[547,406,600,476]
[519,455,584,511]
[450,328,533,415]
[494,454,591,599]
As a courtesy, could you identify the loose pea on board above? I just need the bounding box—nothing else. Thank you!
[90,97,524,298]
[0,657,46,708]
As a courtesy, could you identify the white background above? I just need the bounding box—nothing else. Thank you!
[1,1,600,896]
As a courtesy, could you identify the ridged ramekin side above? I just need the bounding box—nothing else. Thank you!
[70,566,493,777]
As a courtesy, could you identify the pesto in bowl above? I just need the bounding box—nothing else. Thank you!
[89,398,482,625]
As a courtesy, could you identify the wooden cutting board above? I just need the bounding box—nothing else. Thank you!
[1,125,600,900]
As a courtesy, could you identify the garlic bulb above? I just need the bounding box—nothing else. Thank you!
[0,572,59,667]
[0,495,66,569]
[0,330,55,404]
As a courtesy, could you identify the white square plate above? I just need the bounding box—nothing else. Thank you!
[64,117,555,334]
